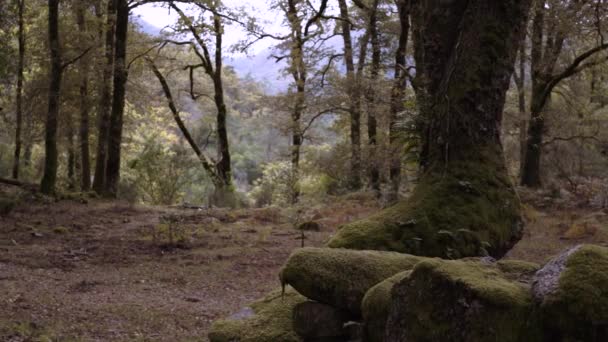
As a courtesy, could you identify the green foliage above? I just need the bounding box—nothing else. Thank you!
[248,161,293,207]
[127,138,196,205]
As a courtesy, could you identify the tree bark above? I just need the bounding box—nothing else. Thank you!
[104,0,129,197]
[367,0,381,195]
[40,0,63,194]
[67,119,76,190]
[92,0,116,194]
[387,0,410,203]
[76,2,91,191]
[513,36,527,177]
[12,0,25,180]
[210,10,234,206]
[329,0,532,259]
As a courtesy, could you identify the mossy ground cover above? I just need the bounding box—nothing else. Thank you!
[328,150,523,259]
[208,288,306,342]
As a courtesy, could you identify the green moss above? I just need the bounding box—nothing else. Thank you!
[386,259,541,342]
[497,260,540,280]
[362,271,412,342]
[208,287,305,342]
[279,247,424,315]
[540,245,608,340]
[328,147,522,258]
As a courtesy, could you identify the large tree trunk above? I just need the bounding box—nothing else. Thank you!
[40,0,63,194]
[104,0,129,197]
[76,2,91,191]
[338,0,362,190]
[387,0,410,204]
[92,0,116,194]
[12,0,25,180]
[329,0,532,259]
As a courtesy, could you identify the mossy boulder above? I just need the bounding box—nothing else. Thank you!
[361,271,411,342]
[532,244,608,341]
[280,247,424,315]
[385,259,541,342]
[208,287,305,342]
[292,301,351,340]
[328,155,522,259]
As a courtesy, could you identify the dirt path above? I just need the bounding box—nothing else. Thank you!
[0,197,378,341]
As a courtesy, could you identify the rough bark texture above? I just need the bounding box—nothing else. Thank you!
[92,0,116,194]
[12,0,25,180]
[328,0,531,259]
[104,0,129,197]
[41,0,63,194]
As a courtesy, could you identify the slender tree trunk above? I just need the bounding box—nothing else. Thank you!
[367,0,381,195]
[12,0,25,180]
[285,0,306,204]
[388,0,410,203]
[513,37,527,177]
[41,0,62,194]
[211,12,234,206]
[104,0,129,197]
[92,0,116,194]
[521,3,548,188]
[67,120,76,190]
[330,0,531,259]
[338,0,362,190]
[76,2,91,191]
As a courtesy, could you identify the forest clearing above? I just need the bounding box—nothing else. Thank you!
[2,0,608,341]
[1,186,607,341]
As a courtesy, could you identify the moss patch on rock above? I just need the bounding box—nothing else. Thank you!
[362,271,412,342]
[279,247,424,315]
[497,259,540,282]
[208,287,306,342]
[386,259,541,342]
[328,150,522,259]
[533,244,608,341]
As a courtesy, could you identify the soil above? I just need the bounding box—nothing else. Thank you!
[0,188,607,341]
[0,193,378,342]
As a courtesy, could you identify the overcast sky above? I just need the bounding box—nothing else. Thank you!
[132,0,283,55]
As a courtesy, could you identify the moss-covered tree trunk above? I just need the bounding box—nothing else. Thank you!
[329,0,532,259]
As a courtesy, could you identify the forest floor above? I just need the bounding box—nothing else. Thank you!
[1,186,607,341]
